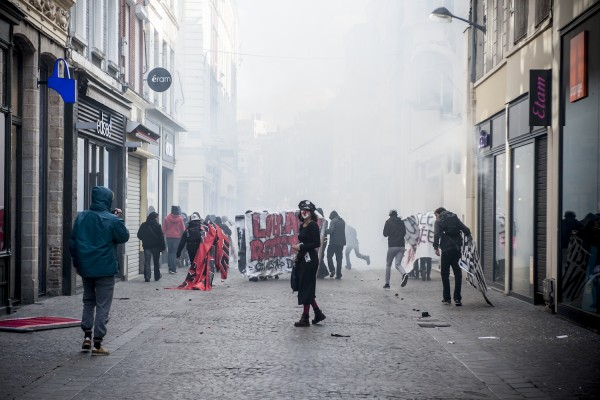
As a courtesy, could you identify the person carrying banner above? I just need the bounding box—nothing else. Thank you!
[383,209,408,289]
[176,212,204,268]
[326,210,346,279]
[137,211,165,282]
[291,200,326,327]
[163,206,186,274]
[433,207,471,306]
[344,224,370,270]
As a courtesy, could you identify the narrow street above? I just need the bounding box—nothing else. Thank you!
[1,267,598,399]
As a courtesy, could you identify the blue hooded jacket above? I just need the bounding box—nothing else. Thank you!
[69,186,130,277]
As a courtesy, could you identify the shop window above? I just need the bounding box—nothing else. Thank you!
[494,154,506,287]
[511,144,534,298]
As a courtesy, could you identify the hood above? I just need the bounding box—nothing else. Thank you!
[329,210,339,219]
[388,215,403,223]
[90,186,113,212]
[214,216,223,224]
[188,219,202,228]
[146,212,159,222]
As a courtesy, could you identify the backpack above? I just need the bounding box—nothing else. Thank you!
[186,226,203,244]
[441,213,462,236]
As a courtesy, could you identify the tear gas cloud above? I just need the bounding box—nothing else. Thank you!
[228,0,468,266]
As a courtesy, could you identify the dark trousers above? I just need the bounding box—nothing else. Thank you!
[419,257,432,279]
[143,248,161,281]
[327,244,344,277]
[440,249,462,302]
[81,276,115,340]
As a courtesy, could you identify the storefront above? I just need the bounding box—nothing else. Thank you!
[559,5,600,329]
[74,95,127,282]
[478,98,548,304]
[124,122,160,279]
[0,2,24,313]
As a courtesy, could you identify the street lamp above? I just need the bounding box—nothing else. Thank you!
[429,7,486,33]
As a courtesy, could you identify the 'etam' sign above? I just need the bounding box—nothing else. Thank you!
[529,69,551,126]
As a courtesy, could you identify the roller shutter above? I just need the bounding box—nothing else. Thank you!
[125,156,142,280]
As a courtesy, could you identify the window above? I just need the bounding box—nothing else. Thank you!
[107,0,119,73]
[514,0,528,43]
[535,0,551,26]
[71,0,88,46]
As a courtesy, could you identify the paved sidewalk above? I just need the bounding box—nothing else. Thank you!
[0,266,599,399]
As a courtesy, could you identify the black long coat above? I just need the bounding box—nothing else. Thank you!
[296,220,321,305]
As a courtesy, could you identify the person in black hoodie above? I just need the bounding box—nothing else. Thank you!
[326,210,346,279]
[433,207,471,306]
[383,209,407,289]
[137,212,165,282]
[176,212,204,266]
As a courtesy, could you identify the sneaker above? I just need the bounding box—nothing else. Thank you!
[441,300,451,305]
[81,338,92,351]
[91,346,110,356]
[383,284,390,289]
[455,300,462,306]
[401,273,408,287]
[329,271,335,278]
[345,265,351,270]
[168,271,175,274]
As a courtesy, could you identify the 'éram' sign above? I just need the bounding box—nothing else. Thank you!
[147,68,172,92]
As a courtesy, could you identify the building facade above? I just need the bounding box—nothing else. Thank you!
[471,0,600,331]
[177,0,239,220]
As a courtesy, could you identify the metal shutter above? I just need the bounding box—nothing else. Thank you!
[125,156,142,280]
[479,155,495,284]
[535,135,548,299]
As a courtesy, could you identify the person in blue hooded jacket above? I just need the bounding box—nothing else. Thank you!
[69,186,130,355]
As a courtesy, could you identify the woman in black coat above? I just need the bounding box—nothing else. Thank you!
[137,212,165,282]
[291,200,326,327]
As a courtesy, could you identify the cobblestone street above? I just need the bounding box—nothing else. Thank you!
[1,266,599,399]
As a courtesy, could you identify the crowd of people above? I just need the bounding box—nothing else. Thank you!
[69,185,473,348]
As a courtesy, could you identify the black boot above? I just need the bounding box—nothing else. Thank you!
[312,309,326,325]
[294,313,310,327]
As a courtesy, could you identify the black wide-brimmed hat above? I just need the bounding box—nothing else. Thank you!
[298,200,316,212]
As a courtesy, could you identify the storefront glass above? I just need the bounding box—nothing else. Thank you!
[511,144,534,298]
[494,155,506,287]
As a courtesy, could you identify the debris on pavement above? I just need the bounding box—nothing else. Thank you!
[556,335,568,339]
[331,333,351,338]
[478,336,499,340]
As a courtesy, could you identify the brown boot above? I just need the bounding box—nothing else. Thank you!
[294,313,310,327]
[312,309,326,325]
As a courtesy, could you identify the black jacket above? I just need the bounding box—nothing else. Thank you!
[137,216,165,250]
[326,212,346,246]
[433,211,471,252]
[176,220,204,257]
[383,216,406,247]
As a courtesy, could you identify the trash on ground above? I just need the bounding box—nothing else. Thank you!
[556,335,568,339]
[478,336,499,339]
[447,341,455,344]
[331,333,350,338]
[418,322,451,328]
[422,312,430,317]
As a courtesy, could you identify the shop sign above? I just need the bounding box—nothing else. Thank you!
[529,69,551,126]
[97,112,112,138]
[163,132,175,161]
[147,67,172,92]
[569,31,587,103]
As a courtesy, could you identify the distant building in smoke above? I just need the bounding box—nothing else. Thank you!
[176,0,240,218]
